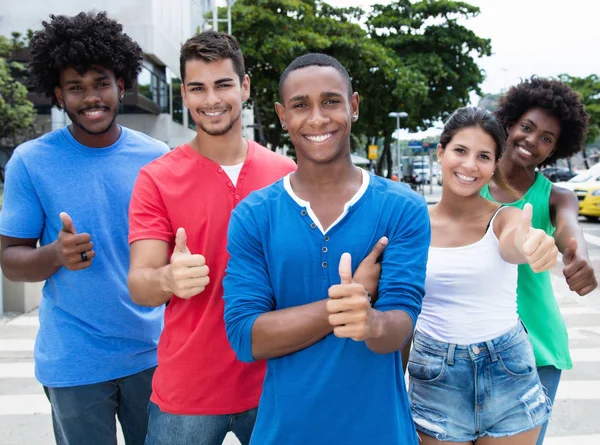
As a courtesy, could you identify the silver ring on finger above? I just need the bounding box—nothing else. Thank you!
[80,251,88,262]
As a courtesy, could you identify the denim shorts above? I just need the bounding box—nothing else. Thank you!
[408,323,551,442]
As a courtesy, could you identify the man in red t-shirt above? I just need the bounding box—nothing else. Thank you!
[127,30,296,444]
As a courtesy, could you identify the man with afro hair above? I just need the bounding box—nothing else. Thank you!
[0,11,169,445]
[481,76,597,445]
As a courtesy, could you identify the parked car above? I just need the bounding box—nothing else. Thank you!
[540,166,576,182]
[554,170,600,191]
[412,160,431,184]
[574,184,600,221]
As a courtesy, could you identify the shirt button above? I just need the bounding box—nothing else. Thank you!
[227,182,232,187]
[218,168,223,173]
[310,223,316,229]
[322,247,328,253]
[301,210,307,216]
[322,262,328,268]
[472,346,480,355]
[324,236,330,242]
[235,194,240,200]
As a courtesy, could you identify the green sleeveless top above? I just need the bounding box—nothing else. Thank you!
[481,173,572,369]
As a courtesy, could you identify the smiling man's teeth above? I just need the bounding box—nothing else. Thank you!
[456,173,476,182]
[84,110,103,116]
[204,110,225,117]
[518,146,532,156]
[305,133,333,142]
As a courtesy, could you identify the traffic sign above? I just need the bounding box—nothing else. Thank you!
[368,145,378,160]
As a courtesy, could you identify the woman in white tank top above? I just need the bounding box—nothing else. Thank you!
[407,107,558,445]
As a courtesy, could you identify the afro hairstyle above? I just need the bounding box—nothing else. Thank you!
[495,76,589,166]
[29,11,142,106]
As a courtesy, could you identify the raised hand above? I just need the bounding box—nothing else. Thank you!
[167,227,210,299]
[353,237,388,301]
[327,253,376,341]
[562,237,598,296]
[514,203,558,273]
[55,212,95,271]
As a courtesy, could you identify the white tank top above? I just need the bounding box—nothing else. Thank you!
[416,207,519,344]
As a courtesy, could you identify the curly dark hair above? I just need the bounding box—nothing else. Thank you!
[29,11,142,106]
[495,76,589,166]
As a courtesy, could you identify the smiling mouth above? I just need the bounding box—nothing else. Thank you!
[80,108,108,119]
[202,110,227,117]
[516,144,533,157]
[304,131,337,143]
[455,172,477,182]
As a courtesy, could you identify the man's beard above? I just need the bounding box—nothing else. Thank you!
[66,107,119,136]
[195,109,241,136]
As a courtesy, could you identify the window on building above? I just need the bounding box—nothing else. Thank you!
[137,60,169,113]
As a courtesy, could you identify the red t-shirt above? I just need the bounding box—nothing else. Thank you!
[129,141,296,415]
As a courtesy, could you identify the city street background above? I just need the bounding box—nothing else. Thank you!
[1,185,599,444]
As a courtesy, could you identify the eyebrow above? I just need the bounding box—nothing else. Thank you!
[186,77,235,87]
[523,118,556,137]
[64,75,109,85]
[288,91,344,103]
[454,143,493,155]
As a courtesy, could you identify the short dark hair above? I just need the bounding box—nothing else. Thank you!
[278,53,353,101]
[180,30,245,83]
[495,76,589,166]
[29,11,143,106]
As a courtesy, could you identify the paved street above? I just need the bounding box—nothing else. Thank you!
[1,216,599,444]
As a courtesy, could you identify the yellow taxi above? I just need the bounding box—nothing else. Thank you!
[573,184,600,221]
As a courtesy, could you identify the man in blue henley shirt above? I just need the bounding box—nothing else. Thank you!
[223,54,430,444]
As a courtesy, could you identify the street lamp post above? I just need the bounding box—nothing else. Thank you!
[388,111,408,180]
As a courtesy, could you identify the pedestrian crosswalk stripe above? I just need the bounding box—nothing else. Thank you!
[544,434,600,445]
[0,339,35,352]
[0,395,50,415]
[556,381,600,400]
[0,362,34,378]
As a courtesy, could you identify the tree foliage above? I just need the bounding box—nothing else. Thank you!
[558,74,600,146]
[0,33,36,144]
[227,0,490,176]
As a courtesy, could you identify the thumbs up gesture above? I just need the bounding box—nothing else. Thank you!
[54,212,95,271]
[167,227,210,299]
[514,204,558,273]
[327,253,376,341]
[562,238,598,296]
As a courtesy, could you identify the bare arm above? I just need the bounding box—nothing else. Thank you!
[128,229,210,307]
[497,204,557,272]
[128,239,173,307]
[550,186,597,295]
[1,213,95,282]
[1,236,60,282]
[551,186,588,253]
[366,310,414,354]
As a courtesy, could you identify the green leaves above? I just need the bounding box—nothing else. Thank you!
[0,35,36,143]
[230,0,489,174]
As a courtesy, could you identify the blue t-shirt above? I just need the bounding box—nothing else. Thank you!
[223,173,430,444]
[0,126,169,387]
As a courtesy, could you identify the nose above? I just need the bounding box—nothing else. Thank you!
[307,107,329,127]
[462,154,478,171]
[204,88,221,107]
[525,131,538,148]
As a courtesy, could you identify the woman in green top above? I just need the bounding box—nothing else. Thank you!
[481,77,597,445]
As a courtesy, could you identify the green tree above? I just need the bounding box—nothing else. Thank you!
[227,0,489,177]
[558,74,600,144]
[0,34,36,144]
[368,0,492,127]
